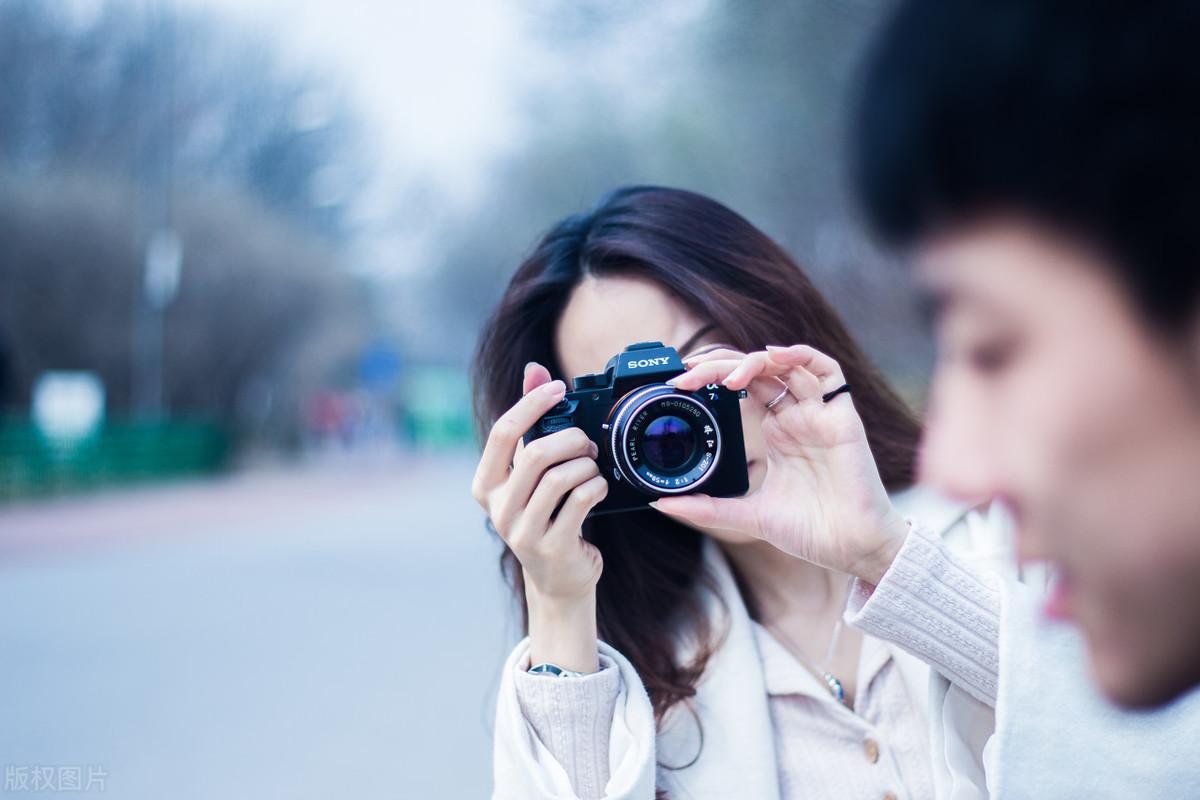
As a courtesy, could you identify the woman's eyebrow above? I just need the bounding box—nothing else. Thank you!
[676,323,718,357]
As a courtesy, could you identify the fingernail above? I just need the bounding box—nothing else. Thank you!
[543,379,565,395]
[589,441,599,457]
[765,344,786,351]
[766,345,804,360]
[524,361,536,374]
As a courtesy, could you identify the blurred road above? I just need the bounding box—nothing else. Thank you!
[0,454,514,799]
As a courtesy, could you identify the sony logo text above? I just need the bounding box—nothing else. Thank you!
[627,356,671,369]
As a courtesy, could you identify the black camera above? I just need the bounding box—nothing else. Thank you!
[523,341,750,517]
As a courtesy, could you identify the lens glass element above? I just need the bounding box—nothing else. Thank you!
[640,415,697,474]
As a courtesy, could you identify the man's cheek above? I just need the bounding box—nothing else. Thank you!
[1004,359,1087,497]
[994,392,1074,562]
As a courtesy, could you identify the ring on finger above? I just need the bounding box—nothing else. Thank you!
[765,380,792,410]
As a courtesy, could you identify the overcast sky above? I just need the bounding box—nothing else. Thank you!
[179,0,530,201]
[150,0,710,278]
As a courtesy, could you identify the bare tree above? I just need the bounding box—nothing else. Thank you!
[0,0,372,443]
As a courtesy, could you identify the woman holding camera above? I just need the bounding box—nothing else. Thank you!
[471,186,1011,800]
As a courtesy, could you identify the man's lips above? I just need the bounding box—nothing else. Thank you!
[1043,571,1074,621]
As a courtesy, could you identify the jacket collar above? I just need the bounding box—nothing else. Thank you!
[655,531,782,800]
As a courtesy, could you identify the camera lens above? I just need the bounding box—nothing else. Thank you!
[608,384,722,495]
[640,415,697,474]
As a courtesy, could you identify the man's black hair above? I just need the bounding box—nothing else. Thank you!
[853,0,1200,330]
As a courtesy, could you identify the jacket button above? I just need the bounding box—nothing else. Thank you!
[864,737,880,763]
[882,793,898,800]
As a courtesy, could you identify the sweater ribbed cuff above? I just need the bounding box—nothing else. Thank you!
[513,651,620,800]
[844,518,1001,705]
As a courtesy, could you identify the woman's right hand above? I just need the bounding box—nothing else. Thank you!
[471,361,610,672]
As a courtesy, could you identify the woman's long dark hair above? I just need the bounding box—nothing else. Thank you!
[471,186,920,794]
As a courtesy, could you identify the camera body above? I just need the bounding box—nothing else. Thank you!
[523,341,750,517]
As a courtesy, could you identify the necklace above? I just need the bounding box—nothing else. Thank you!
[761,576,854,706]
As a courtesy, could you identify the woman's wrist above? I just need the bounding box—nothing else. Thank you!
[850,511,911,586]
[525,583,600,674]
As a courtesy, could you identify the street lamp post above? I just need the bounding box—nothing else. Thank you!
[136,228,182,416]
[132,0,179,419]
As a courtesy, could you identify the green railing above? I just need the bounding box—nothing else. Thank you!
[0,417,230,502]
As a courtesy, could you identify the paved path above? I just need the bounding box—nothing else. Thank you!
[0,454,514,798]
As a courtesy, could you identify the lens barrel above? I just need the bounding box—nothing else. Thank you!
[608,384,722,495]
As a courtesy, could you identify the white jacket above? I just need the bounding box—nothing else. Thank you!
[492,486,1017,800]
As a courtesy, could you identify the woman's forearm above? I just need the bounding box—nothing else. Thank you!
[517,577,611,798]
[512,652,621,800]
[845,519,1002,706]
[526,585,601,674]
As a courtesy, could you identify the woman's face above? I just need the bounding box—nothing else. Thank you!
[916,216,1200,708]
[554,273,769,545]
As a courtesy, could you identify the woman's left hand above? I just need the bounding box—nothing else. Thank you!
[652,344,911,584]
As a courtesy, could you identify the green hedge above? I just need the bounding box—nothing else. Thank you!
[0,417,230,502]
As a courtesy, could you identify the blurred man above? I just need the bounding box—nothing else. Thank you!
[854,0,1200,709]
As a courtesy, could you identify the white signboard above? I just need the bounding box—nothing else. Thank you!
[32,371,105,440]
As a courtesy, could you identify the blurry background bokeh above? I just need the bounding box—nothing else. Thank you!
[0,0,924,796]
